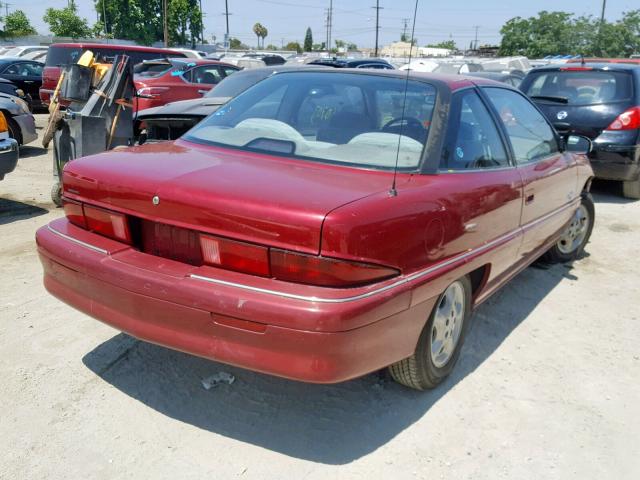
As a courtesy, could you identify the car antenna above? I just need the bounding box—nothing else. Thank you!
[580,54,586,66]
[390,0,420,197]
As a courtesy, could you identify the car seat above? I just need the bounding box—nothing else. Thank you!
[316,111,374,144]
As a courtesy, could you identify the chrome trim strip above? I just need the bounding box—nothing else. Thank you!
[47,225,109,255]
[190,200,578,303]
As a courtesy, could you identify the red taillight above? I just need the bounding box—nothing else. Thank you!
[83,204,132,244]
[136,87,169,99]
[606,106,640,131]
[270,249,399,288]
[62,198,86,229]
[200,234,270,277]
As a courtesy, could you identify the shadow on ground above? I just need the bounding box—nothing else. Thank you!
[591,179,638,205]
[18,146,48,159]
[83,260,578,464]
[0,197,48,224]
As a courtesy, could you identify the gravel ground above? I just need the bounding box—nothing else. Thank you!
[1,114,639,479]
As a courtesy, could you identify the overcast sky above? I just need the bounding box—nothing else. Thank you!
[17,0,638,48]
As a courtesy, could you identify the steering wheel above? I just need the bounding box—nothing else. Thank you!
[382,116,424,132]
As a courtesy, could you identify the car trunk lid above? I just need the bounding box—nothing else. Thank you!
[62,140,395,254]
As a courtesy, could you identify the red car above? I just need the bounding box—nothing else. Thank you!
[134,58,239,111]
[36,71,595,390]
[40,43,188,105]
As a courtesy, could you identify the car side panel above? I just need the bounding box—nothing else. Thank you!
[517,152,578,258]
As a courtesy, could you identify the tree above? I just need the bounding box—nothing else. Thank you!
[499,9,640,57]
[253,22,268,48]
[265,44,278,50]
[3,10,37,37]
[284,41,302,53]
[229,37,246,49]
[304,27,313,52]
[43,3,91,38]
[427,40,456,50]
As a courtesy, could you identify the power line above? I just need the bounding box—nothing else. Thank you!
[372,0,383,56]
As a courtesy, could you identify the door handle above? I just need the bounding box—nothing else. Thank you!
[198,89,208,95]
[525,194,535,204]
[24,80,34,83]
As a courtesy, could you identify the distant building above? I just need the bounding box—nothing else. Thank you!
[418,47,452,57]
[381,41,418,58]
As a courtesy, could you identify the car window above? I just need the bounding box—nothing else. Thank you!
[221,66,239,77]
[524,70,633,105]
[186,72,437,170]
[440,90,509,171]
[484,87,559,164]
[190,66,224,84]
[3,62,39,76]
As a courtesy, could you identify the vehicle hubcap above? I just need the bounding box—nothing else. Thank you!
[557,205,590,255]
[430,281,465,368]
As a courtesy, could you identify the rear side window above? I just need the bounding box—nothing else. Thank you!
[485,88,559,164]
[45,46,82,67]
[441,90,509,170]
[524,70,633,105]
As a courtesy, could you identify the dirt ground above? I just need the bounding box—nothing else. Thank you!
[1,114,639,479]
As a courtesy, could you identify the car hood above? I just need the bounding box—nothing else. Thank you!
[62,140,395,253]
[137,97,229,119]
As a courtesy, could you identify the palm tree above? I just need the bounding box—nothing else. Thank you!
[253,22,264,48]
[260,25,268,48]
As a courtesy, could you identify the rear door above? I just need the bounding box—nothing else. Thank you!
[483,87,578,259]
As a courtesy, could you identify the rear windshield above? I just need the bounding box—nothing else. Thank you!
[524,70,633,105]
[45,46,187,67]
[134,61,175,78]
[185,72,437,171]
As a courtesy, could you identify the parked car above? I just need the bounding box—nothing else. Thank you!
[520,63,640,198]
[307,58,394,69]
[399,59,439,72]
[0,111,19,180]
[40,43,189,105]
[481,56,532,74]
[0,94,37,146]
[21,49,49,62]
[566,58,640,65]
[468,71,524,88]
[0,46,48,59]
[242,53,286,66]
[134,58,239,111]
[37,71,594,391]
[169,48,208,59]
[0,58,44,111]
[136,65,320,142]
[0,78,32,109]
[434,62,484,74]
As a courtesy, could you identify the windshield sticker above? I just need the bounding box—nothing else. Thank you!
[456,147,464,159]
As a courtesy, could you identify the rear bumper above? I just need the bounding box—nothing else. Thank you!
[12,113,37,145]
[590,142,640,182]
[0,137,18,180]
[36,219,436,383]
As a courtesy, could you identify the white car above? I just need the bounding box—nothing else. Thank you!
[0,46,48,59]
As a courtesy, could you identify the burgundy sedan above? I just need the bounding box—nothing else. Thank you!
[36,71,595,390]
[134,58,239,111]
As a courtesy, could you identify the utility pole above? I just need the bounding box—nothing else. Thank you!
[163,0,169,47]
[328,0,333,54]
[223,0,231,50]
[372,0,383,57]
[3,2,11,16]
[598,0,607,54]
[473,25,480,50]
[401,18,409,42]
[199,0,204,45]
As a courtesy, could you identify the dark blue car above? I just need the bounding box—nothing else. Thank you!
[521,63,640,198]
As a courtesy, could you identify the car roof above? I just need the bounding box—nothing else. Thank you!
[531,62,640,72]
[0,57,42,64]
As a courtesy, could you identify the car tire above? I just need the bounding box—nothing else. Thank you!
[388,276,472,390]
[622,179,640,200]
[51,181,63,208]
[7,116,22,145]
[544,193,595,263]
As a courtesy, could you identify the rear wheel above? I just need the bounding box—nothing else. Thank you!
[545,193,594,263]
[622,179,640,200]
[7,117,22,145]
[388,276,472,390]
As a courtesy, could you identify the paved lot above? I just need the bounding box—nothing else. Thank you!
[1,114,639,479]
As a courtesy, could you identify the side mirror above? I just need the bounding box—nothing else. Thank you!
[565,134,592,155]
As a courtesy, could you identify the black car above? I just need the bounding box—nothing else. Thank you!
[307,58,394,69]
[467,71,524,88]
[0,58,44,111]
[521,63,640,198]
[0,78,31,107]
